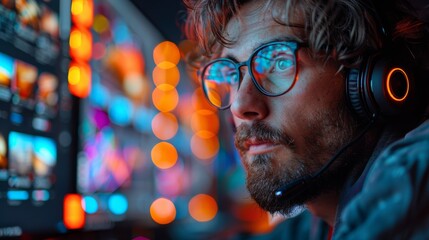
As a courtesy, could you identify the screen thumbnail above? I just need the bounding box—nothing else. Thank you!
[0,52,14,87]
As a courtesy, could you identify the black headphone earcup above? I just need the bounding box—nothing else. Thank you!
[346,68,368,120]
[346,53,419,121]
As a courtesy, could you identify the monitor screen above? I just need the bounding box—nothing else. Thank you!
[0,0,76,237]
[74,0,219,231]
[75,0,163,229]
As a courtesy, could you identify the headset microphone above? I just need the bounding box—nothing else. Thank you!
[274,114,377,200]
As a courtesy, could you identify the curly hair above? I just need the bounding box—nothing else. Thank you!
[183,0,427,69]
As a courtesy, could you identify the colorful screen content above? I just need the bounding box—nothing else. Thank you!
[77,0,149,227]
[76,0,185,229]
[0,0,75,237]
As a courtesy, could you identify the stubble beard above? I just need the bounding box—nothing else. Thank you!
[234,100,361,216]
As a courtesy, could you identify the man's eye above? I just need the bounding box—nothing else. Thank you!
[227,71,238,84]
[224,71,238,84]
[274,58,293,72]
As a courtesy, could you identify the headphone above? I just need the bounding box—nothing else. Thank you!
[346,50,420,121]
[345,0,422,122]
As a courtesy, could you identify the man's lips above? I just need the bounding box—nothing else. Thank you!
[234,122,296,155]
[248,143,280,155]
[244,138,280,155]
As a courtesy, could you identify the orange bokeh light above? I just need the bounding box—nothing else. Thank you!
[71,0,94,28]
[191,110,219,134]
[188,194,218,222]
[192,88,216,111]
[151,142,178,169]
[68,61,91,98]
[63,194,85,229]
[190,131,219,161]
[69,26,92,61]
[152,112,179,140]
[105,46,145,80]
[152,66,180,87]
[153,41,180,69]
[150,198,176,224]
[152,84,179,112]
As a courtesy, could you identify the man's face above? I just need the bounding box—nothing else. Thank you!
[223,2,361,215]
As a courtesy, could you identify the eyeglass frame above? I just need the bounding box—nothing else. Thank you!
[199,40,308,110]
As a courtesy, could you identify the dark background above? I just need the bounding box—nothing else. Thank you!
[129,0,429,43]
[130,0,187,43]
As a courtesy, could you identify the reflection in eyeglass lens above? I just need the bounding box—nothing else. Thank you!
[252,44,296,94]
[202,42,298,108]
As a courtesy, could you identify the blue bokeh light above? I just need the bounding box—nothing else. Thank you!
[83,196,99,214]
[108,194,128,215]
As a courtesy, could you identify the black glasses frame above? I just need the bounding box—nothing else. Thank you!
[200,41,306,109]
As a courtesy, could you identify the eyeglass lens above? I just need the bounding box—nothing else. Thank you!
[202,42,297,109]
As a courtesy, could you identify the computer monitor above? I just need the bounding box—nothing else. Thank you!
[75,0,167,230]
[75,0,237,233]
[0,0,77,237]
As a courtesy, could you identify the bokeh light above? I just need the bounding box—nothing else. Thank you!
[68,61,91,98]
[153,41,180,69]
[188,194,218,222]
[191,110,219,134]
[192,87,216,111]
[151,142,178,169]
[71,0,94,28]
[82,196,98,214]
[63,194,85,229]
[93,14,109,33]
[190,131,219,161]
[108,96,133,126]
[152,66,180,87]
[151,112,179,140]
[69,27,92,61]
[150,198,176,224]
[105,46,145,78]
[152,84,179,112]
[108,194,128,215]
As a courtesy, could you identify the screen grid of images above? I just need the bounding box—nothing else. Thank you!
[0,0,75,235]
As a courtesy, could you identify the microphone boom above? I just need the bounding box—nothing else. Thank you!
[274,114,377,200]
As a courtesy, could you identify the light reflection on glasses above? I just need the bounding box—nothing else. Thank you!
[200,41,305,109]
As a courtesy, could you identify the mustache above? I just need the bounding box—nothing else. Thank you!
[234,121,295,151]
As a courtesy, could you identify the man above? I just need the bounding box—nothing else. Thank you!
[183,0,429,238]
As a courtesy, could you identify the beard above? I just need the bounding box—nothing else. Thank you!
[234,100,365,216]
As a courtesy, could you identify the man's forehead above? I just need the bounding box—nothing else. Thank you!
[224,1,305,40]
[221,7,305,59]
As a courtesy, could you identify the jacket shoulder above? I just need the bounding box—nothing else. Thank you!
[334,120,429,239]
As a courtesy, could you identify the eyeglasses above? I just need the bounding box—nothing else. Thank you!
[200,41,305,109]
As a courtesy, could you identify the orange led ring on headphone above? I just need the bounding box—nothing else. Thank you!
[386,67,409,102]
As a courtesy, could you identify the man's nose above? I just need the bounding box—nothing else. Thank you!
[229,69,268,121]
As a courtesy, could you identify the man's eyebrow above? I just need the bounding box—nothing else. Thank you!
[224,36,303,61]
[256,36,303,48]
